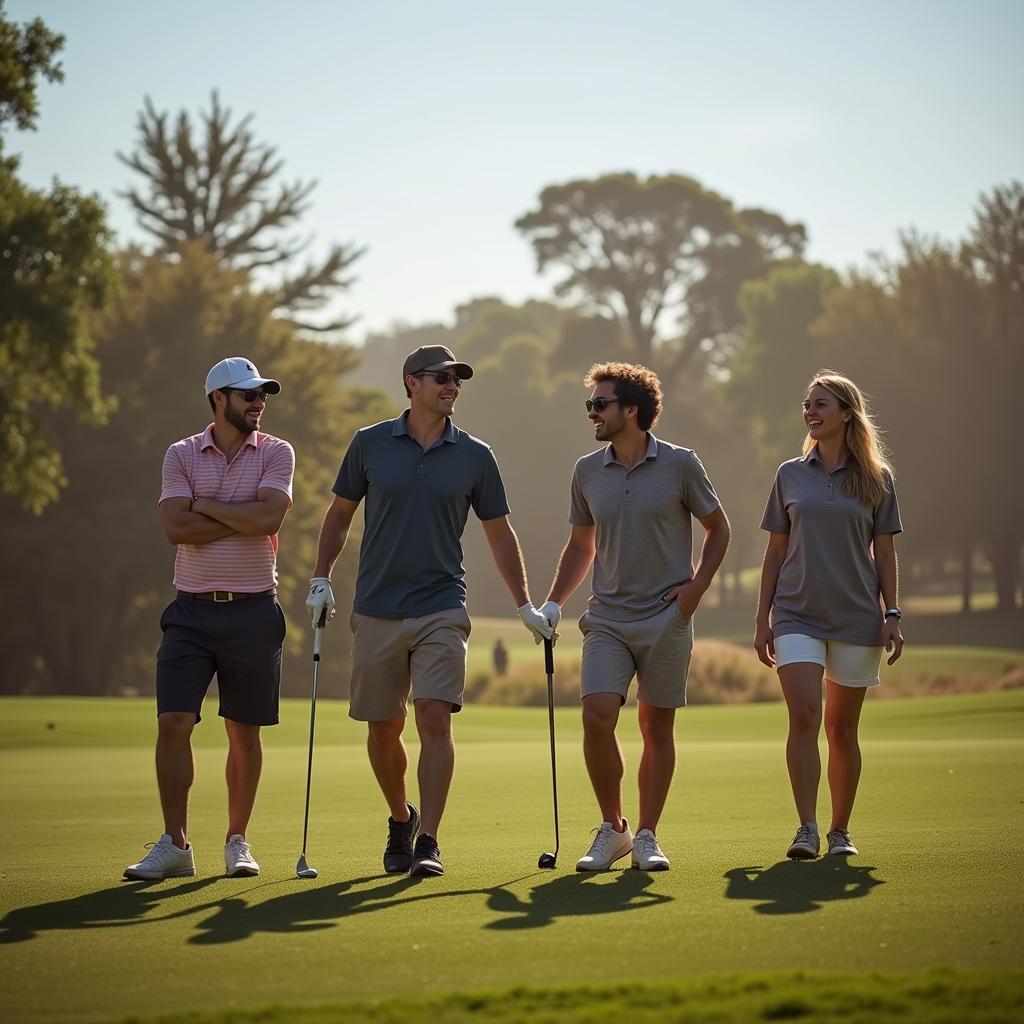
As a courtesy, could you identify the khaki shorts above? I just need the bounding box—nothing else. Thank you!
[349,607,471,721]
[579,600,693,708]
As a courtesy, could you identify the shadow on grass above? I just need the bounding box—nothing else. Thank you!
[724,859,884,914]
[188,869,671,943]
[0,876,221,943]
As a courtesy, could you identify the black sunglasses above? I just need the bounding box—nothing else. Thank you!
[415,370,463,387]
[585,397,620,413]
[224,388,273,402]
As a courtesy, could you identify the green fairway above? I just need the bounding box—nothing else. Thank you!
[1,692,1022,1023]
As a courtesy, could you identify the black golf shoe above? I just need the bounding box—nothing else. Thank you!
[383,803,420,874]
[410,832,443,877]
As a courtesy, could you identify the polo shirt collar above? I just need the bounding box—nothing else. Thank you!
[392,410,456,444]
[602,432,659,467]
[199,424,259,451]
[803,444,849,470]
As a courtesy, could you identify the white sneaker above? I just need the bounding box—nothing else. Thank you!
[827,827,858,856]
[631,828,670,871]
[575,820,633,871]
[123,834,195,880]
[225,834,260,877]
[786,822,820,860]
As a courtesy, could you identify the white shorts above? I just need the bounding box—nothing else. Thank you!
[774,633,882,687]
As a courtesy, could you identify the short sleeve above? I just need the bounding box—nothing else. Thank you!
[872,470,903,536]
[760,469,790,534]
[680,451,720,518]
[568,463,593,526]
[159,444,193,504]
[259,439,295,498]
[333,430,368,501]
[471,448,511,521]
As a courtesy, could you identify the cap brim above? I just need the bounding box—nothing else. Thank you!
[424,361,474,380]
[216,376,281,395]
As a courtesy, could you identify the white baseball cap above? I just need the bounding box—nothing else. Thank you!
[204,357,281,396]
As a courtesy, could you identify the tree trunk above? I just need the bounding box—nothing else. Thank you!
[961,540,973,614]
[988,533,1021,612]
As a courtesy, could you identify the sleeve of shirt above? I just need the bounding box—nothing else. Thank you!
[568,463,594,526]
[159,443,193,504]
[760,468,790,534]
[680,450,721,518]
[259,439,295,498]
[872,469,903,535]
[333,430,368,501]
[471,447,511,520]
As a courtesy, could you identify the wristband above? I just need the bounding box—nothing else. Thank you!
[884,608,902,620]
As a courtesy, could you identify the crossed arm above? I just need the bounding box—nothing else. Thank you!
[159,489,291,545]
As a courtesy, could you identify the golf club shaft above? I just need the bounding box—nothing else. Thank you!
[300,619,324,856]
[544,638,559,856]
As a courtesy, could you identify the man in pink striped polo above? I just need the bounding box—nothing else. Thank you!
[124,357,295,882]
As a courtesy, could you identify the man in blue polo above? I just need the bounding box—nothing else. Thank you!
[306,345,553,877]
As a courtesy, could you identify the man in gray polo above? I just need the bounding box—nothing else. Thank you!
[540,362,730,871]
[306,345,553,877]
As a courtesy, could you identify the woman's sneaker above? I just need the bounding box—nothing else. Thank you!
[224,834,259,876]
[575,820,633,871]
[827,827,858,856]
[384,803,420,874]
[123,834,195,880]
[786,823,820,860]
[631,828,670,871]
[410,833,443,877]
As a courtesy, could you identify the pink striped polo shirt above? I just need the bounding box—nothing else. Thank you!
[160,426,295,592]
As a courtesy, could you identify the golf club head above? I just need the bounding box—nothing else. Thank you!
[295,855,318,879]
[538,852,557,869]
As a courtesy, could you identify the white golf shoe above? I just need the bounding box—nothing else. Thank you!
[225,834,260,876]
[631,828,670,871]
[786,822,820,860]
[123,834,195,880]
[827,827,858,856]
[575,820,633,871]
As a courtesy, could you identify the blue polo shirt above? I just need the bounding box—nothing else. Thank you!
[333,412,511,618]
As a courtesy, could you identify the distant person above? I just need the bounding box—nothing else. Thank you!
[492,638,509,677]
[754,369,903,860]
[305,345,553,878]
[124,357,294,881]
[540,362,730,871]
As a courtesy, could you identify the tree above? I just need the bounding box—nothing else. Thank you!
[0,4,118,512]
[514,172,805,370]
[118,92,364,332]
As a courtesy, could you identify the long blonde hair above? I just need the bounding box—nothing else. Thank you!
[802,370,893,506]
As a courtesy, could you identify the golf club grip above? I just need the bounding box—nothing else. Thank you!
[544,637,554,675]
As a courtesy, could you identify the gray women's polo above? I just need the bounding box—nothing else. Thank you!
[760,450,903,646]
[569,434,721,622]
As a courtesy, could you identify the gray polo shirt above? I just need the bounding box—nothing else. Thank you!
[334,412,510,618]
[760,449,903,646]
[569,434,721,622]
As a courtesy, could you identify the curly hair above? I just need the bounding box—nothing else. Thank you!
[584,362,663,431]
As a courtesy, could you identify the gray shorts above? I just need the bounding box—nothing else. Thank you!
[579,600,693,708]
[349,607,471,721]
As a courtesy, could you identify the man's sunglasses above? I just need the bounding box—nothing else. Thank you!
[223,388,273,402]
[585,397,620,413]
[414,370,463,387]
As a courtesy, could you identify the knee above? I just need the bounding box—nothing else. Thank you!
[638,706,675,746]
[225,721,261,752]
[825,717,858,746]
[157,712,195,743]
[414,702,452,743]
[582,699,618,737]
[368,718,405,750]
[788,705,821,738]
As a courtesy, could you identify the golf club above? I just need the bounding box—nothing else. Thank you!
[295,609,326,879]
[537,637,560,869]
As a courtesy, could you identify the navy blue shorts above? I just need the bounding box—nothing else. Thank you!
[156,595,286,725]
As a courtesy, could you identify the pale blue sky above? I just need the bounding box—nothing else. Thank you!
[9,0,1024,337]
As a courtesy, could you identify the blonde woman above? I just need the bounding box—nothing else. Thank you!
[754,370,903,859]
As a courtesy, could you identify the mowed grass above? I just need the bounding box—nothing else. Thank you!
[1,692,1022,1024]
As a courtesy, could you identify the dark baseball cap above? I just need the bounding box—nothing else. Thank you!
[402,345,474,381]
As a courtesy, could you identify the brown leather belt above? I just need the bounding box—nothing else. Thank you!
[177,589,277,602]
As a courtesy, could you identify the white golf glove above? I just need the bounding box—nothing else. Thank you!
[306,577,336,628]
[517,601,555,644]
[538,601,561,634]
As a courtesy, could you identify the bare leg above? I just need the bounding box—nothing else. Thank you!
[224,719,262,841]
[824,680,867,830]
[414,698,454,838]
[367,717,410,821]
[156,711,196,849]
[778,664,824,825]
[637,702,676,833]
[582,693,626,830]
